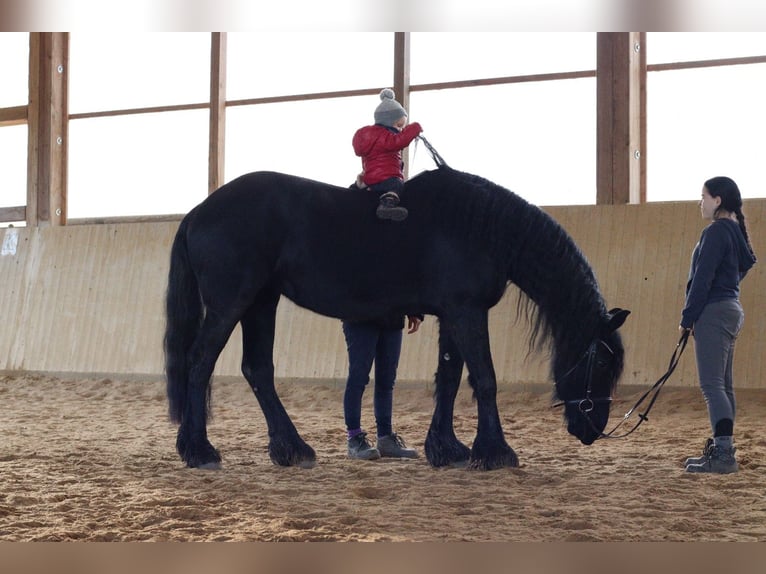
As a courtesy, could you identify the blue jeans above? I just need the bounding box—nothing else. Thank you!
[369,177,404,196]
[342,321,403,437]
[692,299,744,435]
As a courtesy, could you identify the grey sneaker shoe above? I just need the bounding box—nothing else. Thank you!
[377,433,419,459]
[347,432,380,460]
[685,445,738,474]
[684,437,714,467]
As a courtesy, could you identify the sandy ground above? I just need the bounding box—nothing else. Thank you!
[0,373,764,542]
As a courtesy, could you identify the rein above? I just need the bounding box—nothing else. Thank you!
[416,135,448,168]
[554,330,690,440]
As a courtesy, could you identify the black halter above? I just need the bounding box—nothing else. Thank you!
[553,331,690,440]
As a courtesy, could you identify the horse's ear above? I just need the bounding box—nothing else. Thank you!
[605,308,630,332]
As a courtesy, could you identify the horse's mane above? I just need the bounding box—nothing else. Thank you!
[408,167,606,356]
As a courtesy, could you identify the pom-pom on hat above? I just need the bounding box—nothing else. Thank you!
[374,88,408,127]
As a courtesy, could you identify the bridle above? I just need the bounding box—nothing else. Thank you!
[553,330,690,440]
[552,338,615,414]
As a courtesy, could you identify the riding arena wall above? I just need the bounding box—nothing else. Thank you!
[1,200,764,389]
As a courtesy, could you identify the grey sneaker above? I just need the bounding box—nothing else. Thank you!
[377,433,419,459]
[685,445,738,474]
[347,432,380,460]
[684,437,714,467]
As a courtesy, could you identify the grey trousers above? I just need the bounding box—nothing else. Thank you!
[692,299,744,434]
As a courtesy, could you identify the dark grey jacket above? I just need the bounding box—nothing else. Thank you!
[681,218,756,328]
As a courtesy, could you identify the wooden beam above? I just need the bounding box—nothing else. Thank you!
[209,32,227,195]
[596,32,642,205]
[0,106,27,127]
[648,54,766,72]
[410,69,596,92]
[638,32,647,203]
[27,33,68,226]
[0,206,26,223]
[393,32,411,177]
[69,102,209,120]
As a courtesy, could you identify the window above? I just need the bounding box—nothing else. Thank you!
[0,33,29,226]
[0,33,29,107]
[647,32,766,64]
[0,125,27,214]
[225,33,394,186]
[68,110,209,218]
[226,96,371,186]
[67,33,210,218]
[69,32,210,113]
[227,33,392,100]
[11,32,766,224]
[409,79,597,206]
[411,33,595,84]
[410,33,597,206]
[646,33,766,201]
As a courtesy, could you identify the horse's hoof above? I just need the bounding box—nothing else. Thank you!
[197,461,222,470]
[469,451,519,471]
[296,459,316,469]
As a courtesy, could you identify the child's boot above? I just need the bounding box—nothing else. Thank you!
[376,192,408,221]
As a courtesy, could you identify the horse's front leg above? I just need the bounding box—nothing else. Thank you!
[425,327,471,467]
[241,295,316,468]
[450,309,518,470]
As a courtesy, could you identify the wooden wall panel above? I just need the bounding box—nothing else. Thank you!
[1,200,764,391]
[0,224,174,375]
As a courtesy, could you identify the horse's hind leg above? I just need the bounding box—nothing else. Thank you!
[240,290,316,468]
[424,325,471,467]
[178,315,238,469]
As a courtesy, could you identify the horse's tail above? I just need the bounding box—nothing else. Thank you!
[164,216,203,425]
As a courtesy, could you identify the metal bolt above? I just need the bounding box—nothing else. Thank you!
[634,42,641,53]
[56,136,62,145]
[443,353,450,361]
[634,149,641,160]
[55,208,62,216]
[57,64,64,74]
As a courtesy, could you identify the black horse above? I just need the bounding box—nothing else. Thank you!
[164,166,629,470]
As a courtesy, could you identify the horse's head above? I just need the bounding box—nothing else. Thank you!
[554,307,630,445]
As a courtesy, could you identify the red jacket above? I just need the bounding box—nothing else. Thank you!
[352,122,423,186]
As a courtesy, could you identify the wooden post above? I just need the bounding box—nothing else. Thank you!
[27,33,68,226]
[638,32,647,204]
[209,32,227,195]
[596,32,643,205]
[393,32,411,178]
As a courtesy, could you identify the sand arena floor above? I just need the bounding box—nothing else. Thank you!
[0,373,764,542]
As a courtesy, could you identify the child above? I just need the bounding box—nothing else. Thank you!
[352,88,423,221]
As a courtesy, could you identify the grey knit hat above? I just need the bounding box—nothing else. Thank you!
[374,88,407,127]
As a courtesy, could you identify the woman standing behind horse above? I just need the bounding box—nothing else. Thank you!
[342,314,422,460]
[680,176,756,474]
